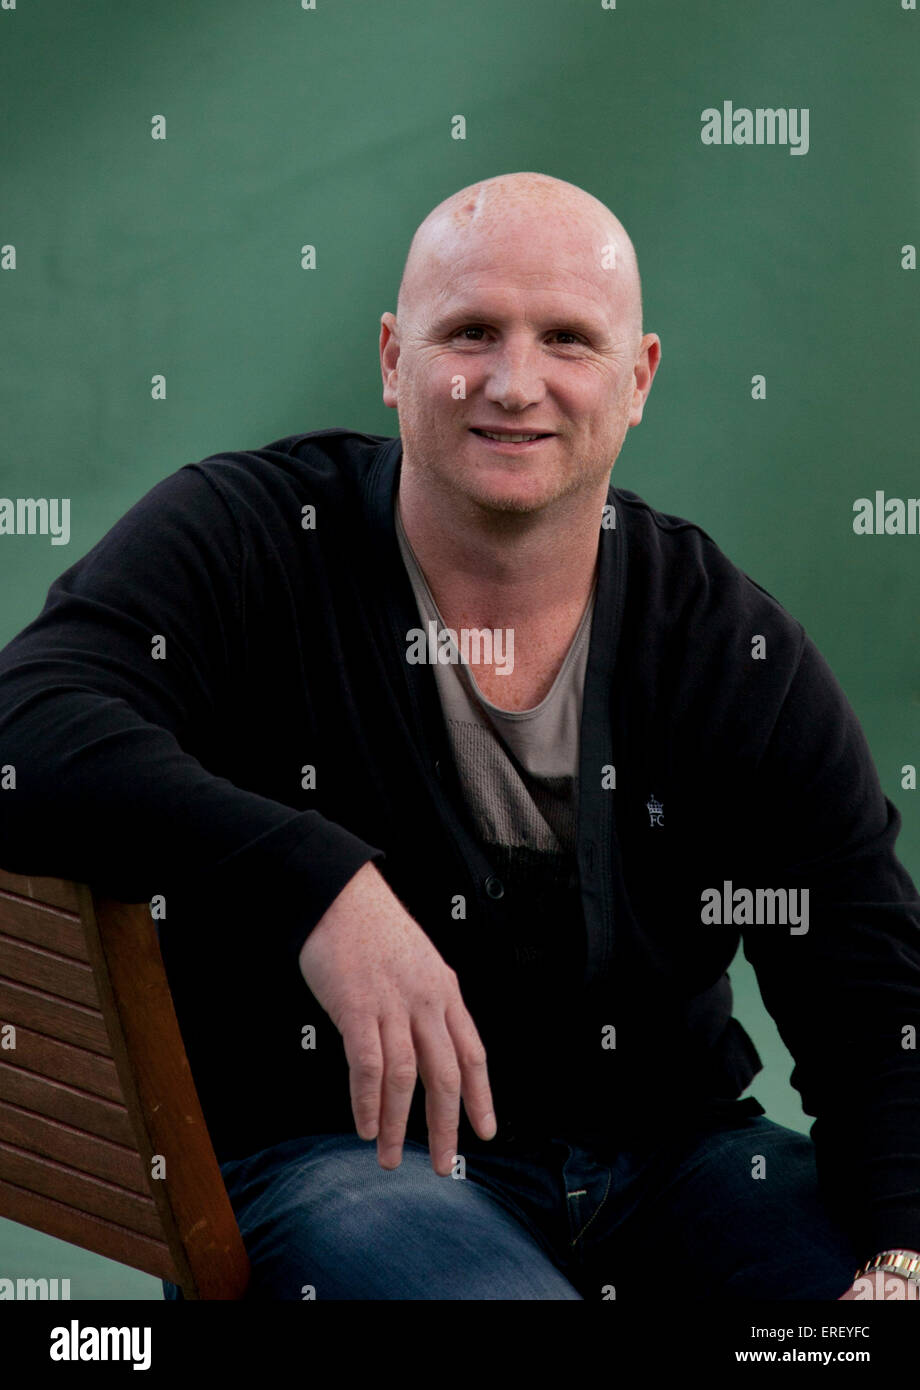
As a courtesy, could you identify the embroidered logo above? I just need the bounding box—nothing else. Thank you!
[646,793,664,828]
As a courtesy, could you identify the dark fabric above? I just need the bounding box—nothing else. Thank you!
[0,428,918,1258]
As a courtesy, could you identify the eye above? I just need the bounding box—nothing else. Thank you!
[451,326,585,345]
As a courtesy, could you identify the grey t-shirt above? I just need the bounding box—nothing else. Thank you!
[395,501,595,884]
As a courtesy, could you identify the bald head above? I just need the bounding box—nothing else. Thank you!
[396,172,643,347]
[380,171,660,523]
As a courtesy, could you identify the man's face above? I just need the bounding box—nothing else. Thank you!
[380,212,659,516]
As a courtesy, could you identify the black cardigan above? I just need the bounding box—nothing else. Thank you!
[1,428,918,1258]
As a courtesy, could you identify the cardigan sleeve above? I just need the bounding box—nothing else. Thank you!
[740,631,920,1258]
[0,463,384,969]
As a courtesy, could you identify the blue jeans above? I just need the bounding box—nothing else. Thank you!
[163,1098,860,1300]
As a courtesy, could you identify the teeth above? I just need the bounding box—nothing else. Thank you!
[479,431,544,442]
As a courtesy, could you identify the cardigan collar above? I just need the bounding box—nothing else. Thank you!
[361,433,625,981]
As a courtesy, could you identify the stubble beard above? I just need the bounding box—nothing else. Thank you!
[399,417,617,525]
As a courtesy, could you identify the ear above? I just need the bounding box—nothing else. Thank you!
[629,333,661,427]
[380,312,399,407]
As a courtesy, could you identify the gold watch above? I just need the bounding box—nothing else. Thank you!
[854,1250,920,1286]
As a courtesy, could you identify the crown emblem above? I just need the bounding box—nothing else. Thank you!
[647,793,664,827]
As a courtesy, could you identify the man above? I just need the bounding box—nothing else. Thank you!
[0,172,918,1301]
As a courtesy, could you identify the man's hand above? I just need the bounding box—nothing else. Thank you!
[298,861,497,1175]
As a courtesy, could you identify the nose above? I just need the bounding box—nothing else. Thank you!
[482,337,547,413]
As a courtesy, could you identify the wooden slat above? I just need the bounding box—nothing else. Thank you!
[84,892,250,1299]
[0,1025,121,1101]
[0,1102,149,1193]
[0,872,80,912]
[0,878,249,1298]
[0,1179,178,1282]
[0,979,110,1054]
[0,1063,134,1145]
[0,934,99,1006]
[0,893,88,961]
[0,1142,164,1239]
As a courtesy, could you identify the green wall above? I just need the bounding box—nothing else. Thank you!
[1,0,917,1298]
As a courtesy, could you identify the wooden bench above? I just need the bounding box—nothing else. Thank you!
[0,869,249,1299]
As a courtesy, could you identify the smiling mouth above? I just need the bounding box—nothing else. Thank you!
[469,428,555,444]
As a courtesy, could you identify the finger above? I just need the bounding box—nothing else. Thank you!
[376,1013,418,1169]
[413,1014,463,1176]
[340,1010,384,1142]
[445,998,496,1140]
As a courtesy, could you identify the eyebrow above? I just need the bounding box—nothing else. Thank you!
[428,306,608,339]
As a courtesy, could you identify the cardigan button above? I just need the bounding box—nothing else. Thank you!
[484,875,504,900]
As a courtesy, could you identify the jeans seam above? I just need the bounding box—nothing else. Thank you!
[569,1164,612,1247]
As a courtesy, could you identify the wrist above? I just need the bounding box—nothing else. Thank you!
[855,1249,920,1285]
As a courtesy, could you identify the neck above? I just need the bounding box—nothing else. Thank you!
[397,463,605,630]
